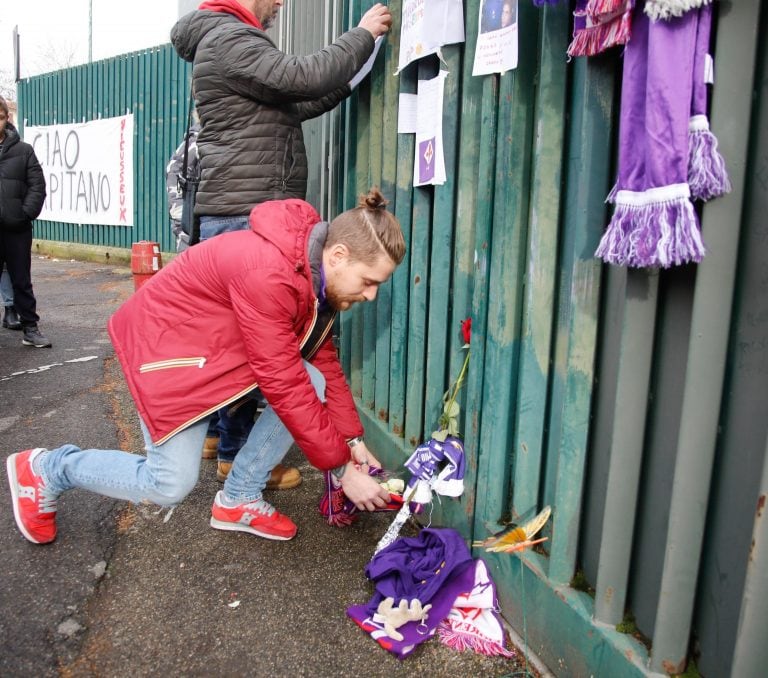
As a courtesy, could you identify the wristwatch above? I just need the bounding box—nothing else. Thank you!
[331,463,348,480]
[346,436,364,448]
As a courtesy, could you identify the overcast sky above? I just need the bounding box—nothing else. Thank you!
[1,1,179,80]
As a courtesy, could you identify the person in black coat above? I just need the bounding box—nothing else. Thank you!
[0,96,50,348]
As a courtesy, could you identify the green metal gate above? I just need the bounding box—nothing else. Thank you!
[336,1,767,676]
[18,44,191,253]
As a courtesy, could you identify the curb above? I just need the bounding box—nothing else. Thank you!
[32,239,177,268]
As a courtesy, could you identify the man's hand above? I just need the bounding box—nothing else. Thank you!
[340,463,391,511]
[358,3,392,38]
[349,440,382,472]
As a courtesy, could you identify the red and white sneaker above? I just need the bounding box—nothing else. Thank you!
[6,448,58,544]
[210,491,297,541]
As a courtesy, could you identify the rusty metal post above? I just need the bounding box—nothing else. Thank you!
[729,432,768,678]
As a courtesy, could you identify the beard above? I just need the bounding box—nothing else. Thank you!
[325,283,363,312]
[261,8,279,29]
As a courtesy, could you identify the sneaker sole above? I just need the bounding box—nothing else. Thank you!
[209,516,296,541]
[21,339,52,348]
[6,453,48,544]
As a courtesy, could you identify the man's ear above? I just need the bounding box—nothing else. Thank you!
[327,243,350,267]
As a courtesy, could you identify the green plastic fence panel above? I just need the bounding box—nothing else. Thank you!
[473,0,539,542]
[388,46,416,443]
[510,2,569,524]
[546,54,615,585]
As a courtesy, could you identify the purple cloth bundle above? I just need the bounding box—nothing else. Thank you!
[595,2,729,268]
[347,528,476,659]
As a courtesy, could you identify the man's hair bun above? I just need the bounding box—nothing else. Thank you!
[359,187,388,211]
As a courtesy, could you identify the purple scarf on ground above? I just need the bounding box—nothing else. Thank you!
[347,528,475,659]
[594,2,729,268]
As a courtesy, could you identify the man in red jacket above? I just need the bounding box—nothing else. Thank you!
[7,189,405,544]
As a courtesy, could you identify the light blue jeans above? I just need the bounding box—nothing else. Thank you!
[40,362,326,506]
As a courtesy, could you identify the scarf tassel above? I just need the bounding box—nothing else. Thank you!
[318,471,358,527]
[436,623,517,658]
[587,0,629,16]
[644,0,712,22]
[567,11,632,58]
[595,193,706,268]
[688,126,732,202]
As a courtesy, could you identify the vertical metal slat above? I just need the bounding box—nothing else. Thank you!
[594,268,659,625]
[649,2,761,672]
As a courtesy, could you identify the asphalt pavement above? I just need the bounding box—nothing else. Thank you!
[1,255,540,678]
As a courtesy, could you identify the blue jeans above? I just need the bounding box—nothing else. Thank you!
[199,215,250,242]
[217,396,261,463]
[40,362,326,506]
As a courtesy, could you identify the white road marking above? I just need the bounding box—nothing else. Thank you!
[0,356,99,381]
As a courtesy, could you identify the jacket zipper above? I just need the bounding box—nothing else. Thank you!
[299,300,319,352]
[281,130,296,192]
[153,303,319,445]
[139,357,207,373]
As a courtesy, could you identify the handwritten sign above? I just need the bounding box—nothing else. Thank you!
[25,114,134,226]
[397,0,465,73]
[473,0,519,76]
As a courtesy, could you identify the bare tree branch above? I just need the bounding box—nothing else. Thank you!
[33,40,80,75]
[0,69,16,101]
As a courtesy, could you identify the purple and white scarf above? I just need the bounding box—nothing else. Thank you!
[595,2,729,268]
[644,0,712,21]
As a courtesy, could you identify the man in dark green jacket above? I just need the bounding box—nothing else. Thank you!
[0,96,50,348]
[170,0,391,485]
[171,0,391,226]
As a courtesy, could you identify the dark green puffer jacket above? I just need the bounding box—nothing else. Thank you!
[171,11,374,216]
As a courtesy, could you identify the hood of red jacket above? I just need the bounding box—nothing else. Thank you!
[248,199,323,273]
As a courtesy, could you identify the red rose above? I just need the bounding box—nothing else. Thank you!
[461,317,472,345]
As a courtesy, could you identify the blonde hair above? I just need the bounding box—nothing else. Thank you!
[327,188,406,266]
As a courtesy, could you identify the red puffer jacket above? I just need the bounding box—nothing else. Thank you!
[108,199,361,470]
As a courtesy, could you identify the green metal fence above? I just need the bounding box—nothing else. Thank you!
[18,44,191,253]
[338,1,767,676]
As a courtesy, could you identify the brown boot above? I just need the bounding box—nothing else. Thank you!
[266,464,302,490]
[202,436,219,460]
[216,462,301,489]
[216,461,232,482]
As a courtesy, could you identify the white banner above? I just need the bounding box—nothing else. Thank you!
[25,115,135,226]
